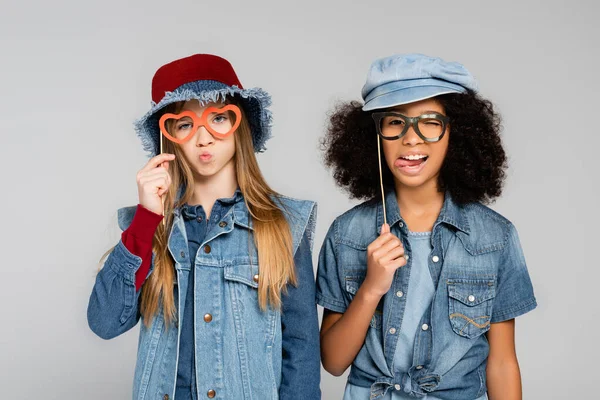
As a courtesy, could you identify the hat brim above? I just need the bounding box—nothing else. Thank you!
[134,81,272,157]
[362,79,466,111]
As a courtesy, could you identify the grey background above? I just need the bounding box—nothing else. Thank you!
[1,0,597,398]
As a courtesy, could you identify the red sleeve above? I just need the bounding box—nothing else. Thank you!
[121,204,163,291]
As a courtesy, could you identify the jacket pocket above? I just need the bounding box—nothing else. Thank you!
[224,263,278,398]
[224,263,260,289]
[345,274,382,329]
[224,264,276,342]
[447,278,496,339]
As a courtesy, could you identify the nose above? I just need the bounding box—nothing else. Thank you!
[195,125,215,147]
[402,123,423,146]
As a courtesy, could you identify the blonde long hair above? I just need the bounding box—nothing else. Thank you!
[138,98,295,326]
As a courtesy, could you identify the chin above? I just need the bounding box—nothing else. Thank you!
[193,163,221,178]
[393,172,432,189]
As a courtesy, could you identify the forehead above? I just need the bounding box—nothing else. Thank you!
[389,98,445,115]
[181,99,225,112]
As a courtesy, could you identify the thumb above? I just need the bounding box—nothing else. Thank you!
[380,223,390,235]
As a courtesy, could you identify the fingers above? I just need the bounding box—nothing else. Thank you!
[137,163,171,184]
[138,172,171,188]
[368,223,405,270]
[368,229,402,253]
[368,232,398,252]
[141,153,175,173]
[140,167,170,179]
[140,176,170,194]
[378,244,405,266]
[372,237,403,262]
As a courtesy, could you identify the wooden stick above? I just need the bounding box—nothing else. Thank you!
[377,135,387,225]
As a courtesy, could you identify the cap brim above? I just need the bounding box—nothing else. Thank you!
[362,79,466,111]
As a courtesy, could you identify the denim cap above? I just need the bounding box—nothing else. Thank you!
[361,53,478,111]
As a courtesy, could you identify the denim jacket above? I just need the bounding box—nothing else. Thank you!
[316,189,536,399]
[88,195,320,400]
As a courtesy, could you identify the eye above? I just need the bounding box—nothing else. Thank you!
[177,122,193,131]
[212,113,229,124]
[424,120,442,126]
[388,118,405,126]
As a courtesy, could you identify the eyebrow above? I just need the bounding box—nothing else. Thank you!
[390,107,442,115]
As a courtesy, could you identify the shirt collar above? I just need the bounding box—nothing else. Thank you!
[180,188,244,220]
[376,188,470,234]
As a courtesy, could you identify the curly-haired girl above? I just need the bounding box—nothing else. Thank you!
[317,53,536,400]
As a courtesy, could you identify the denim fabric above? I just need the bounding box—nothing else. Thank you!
[361,54,478,111]
[88,193,320,400]
[316,189,536,399]
[175,193,240,400]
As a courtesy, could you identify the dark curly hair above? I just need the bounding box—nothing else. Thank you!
[321,90,506,205]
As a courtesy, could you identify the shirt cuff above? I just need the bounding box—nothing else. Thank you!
[491,297,538,323]
[127,204,163,243]
[316,293,347,313]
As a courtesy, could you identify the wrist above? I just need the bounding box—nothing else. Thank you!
[355,283,385,306]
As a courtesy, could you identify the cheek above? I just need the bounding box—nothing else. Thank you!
[179,142,196,161]
[432,136,450,164]
[381,140,399,167]
[220,136,236,158]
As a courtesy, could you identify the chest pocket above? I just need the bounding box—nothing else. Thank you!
[224,263,279,342]
[447,278,496,339]
[345,274,383,329]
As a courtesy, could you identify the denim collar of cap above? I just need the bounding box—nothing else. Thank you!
[376,188,470,235]
[133,80,273,157]
[363,78,466,111]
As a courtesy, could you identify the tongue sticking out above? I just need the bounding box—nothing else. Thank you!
[396,157,426,168]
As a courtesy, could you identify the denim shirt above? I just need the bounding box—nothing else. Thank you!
[176,193,240,399]
[316,189,536,400]
[88,193,321,400]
